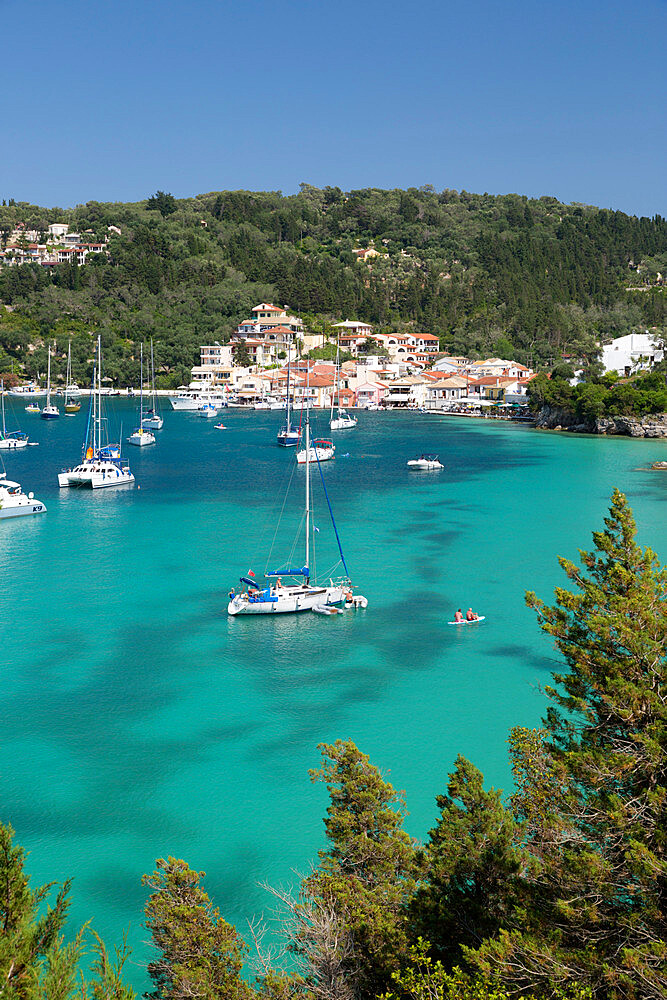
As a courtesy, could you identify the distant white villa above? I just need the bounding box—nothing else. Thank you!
[601,332,664,376]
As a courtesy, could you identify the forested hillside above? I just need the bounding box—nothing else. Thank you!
[0,186,665,386]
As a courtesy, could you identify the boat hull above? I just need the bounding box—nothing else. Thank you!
[296,446,334,464]
[0,439,28,450]
[228,584,346,616]
[127,430,156,446]
[169,395,225,411]
[0,501,46,518]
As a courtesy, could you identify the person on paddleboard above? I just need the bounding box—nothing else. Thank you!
[454,609,463,622]
[466,608,479,621]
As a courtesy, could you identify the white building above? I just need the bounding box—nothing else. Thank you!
[601,332,664,377]
[48,223,69,240]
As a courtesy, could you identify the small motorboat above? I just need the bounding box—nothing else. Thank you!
[214,423,227,429]
[407,455,443,470]
[25,403,40,414]
[0,478,47,518]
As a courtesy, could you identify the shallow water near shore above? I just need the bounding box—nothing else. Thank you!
[1,401,665,988]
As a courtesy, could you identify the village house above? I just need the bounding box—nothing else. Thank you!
[354,381,389,407]
[466,357,534,379]
[431,355,470,373]
[423,375,469,409]
[381,375,429,408]
[600,332,664,376]
[236,304,304,338]
[353,247,382,262]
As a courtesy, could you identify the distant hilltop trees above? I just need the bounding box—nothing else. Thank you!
[0,185,664,386]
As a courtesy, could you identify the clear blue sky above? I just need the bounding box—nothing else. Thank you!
[2,0,665,217]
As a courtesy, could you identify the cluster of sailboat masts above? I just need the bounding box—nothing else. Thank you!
[2,337,367,618]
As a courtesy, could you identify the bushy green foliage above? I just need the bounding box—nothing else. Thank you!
[0,188,665,385]
[528,363,667,421]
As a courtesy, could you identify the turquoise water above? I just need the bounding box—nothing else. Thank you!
[1,402,665,988]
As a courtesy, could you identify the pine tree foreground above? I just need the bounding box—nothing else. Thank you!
[472,490,667,998]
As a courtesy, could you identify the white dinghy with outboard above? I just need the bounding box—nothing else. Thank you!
[407,455,443,470]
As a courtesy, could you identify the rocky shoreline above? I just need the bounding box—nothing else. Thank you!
[534,406,667,438]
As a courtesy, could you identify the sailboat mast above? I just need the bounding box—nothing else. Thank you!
[305,363,310,571]
[150,339,156,410]
[1,379,5,437]
[139,343,144,426]
[96,335,102,453]
[46,343,52,407]
[331,337,338,422]
[65,340,71,406]
[286,336,291,428]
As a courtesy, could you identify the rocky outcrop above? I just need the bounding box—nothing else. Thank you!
[534,406,667,438]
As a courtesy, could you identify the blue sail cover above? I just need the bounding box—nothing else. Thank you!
[265,566,309,577]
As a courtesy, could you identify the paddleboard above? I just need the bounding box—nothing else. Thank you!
[447,616,486,625]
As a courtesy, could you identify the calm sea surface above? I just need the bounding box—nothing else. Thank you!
[1,401,665,987]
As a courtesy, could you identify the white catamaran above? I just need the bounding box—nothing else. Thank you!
[228,395,352,616]
[58,337,135,489]
[127,344,156,446]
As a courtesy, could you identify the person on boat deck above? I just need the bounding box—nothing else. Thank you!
[275,577,282,591]
[466,608,479,621]
[454,609,463,622]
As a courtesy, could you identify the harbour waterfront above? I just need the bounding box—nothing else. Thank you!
[1,402,665,988]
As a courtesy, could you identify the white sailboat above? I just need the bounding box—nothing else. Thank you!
[41,343,60,419]
[228,391,351,616]
[0,380,29,449]
[277,337,301,446]
[58,336,135,489]
[64,342,81,413]
[143,340,163,430]
[296,365,334,463]
[330,336,357,431]
[127,344,156,446]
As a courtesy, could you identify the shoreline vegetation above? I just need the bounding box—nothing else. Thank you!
[3,492,666,1000]
[0,186,665,390]
[527,363,667,436]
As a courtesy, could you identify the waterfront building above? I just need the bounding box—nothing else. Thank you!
[423,375,470,409]
[354,381,389,407]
